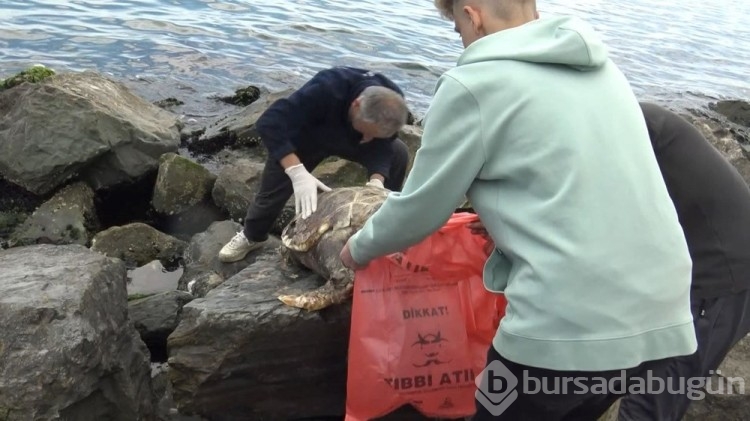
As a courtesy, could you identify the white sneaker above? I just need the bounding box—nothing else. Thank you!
[218,231,263,263]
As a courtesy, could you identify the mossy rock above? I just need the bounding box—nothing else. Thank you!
[127,292,156,302]
[311,157,368,188]
[217,85,261,107]
[0,65,55,91]
[153,97,184,109]
[0,211,28,239]
[152,153,217,215]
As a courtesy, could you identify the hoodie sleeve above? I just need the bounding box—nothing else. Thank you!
[348,75,486,264]
[256,79,332,163]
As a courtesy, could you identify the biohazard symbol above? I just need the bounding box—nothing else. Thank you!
[412,330,452,367]
[439,397,455,409]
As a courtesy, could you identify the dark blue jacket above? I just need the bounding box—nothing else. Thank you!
[256,66,404,177]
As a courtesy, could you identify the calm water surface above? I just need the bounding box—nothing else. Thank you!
[1,0,749,117]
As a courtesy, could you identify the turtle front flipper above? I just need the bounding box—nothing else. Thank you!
[278,279,354,311]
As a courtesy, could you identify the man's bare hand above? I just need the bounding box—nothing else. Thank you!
[340,239,369,271]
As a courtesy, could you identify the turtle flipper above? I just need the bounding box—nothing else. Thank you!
[278,279,354,311]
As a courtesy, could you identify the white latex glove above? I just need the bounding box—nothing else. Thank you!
[365,178,385,189]
[285,163,332,219]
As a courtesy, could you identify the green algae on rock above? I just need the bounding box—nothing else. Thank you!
[0,64,55,91]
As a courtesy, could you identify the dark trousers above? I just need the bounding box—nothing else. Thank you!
[472,344,684,421]
[618,288,750,421]
[242,138,409,242]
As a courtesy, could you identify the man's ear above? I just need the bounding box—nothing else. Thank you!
[462,4,484,35]
[350,97,362,116]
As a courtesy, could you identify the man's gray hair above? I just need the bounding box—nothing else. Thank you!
[357,86,409,136]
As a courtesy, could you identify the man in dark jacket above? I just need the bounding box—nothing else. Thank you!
[218,66,410,262]
[618,102,750,420]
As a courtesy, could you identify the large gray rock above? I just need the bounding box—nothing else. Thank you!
[9,181,98,248]
[151,153,226,241]
[177,220,271,298]
[129,291,194,362]
[711,99,750,128]
[311,157,368,188]
[167,243,352,420]
[0,244,156,420]
[152,153,217,216]
[188,89,293,155]
[0,178,44,249]
[90,222,188,268]
[211,159,265,222]
[0,71,181,195]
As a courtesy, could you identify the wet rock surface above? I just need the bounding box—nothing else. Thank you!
[187,88,293,155]
[152,153,217,217]
[210,159,265,222]
[130,291,194,362]
[0,71,181,195]
[9,181,99,248]
[167,244,352,420]
[0,244,156,420]
[711,99,750,128]
[176,220,275,297]
[683,334,750,421]
[90,222,188,268]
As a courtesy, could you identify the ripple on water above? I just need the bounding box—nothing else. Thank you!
[0,0,748,115]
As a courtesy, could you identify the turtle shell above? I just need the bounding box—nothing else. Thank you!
[280,186,389,252]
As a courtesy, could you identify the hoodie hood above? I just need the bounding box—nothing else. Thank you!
[457,15,609,71]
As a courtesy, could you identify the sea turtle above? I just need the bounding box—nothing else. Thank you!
[278,185,390,311]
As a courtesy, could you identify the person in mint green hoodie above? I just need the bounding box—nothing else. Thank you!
[339,0,698,419]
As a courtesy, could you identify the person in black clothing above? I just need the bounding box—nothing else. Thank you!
[218,66,411,263]
[618,102,750,420]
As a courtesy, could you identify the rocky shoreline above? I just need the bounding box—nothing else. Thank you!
[0,68,749,420]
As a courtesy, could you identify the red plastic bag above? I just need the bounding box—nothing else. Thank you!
[345,212,507,421]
